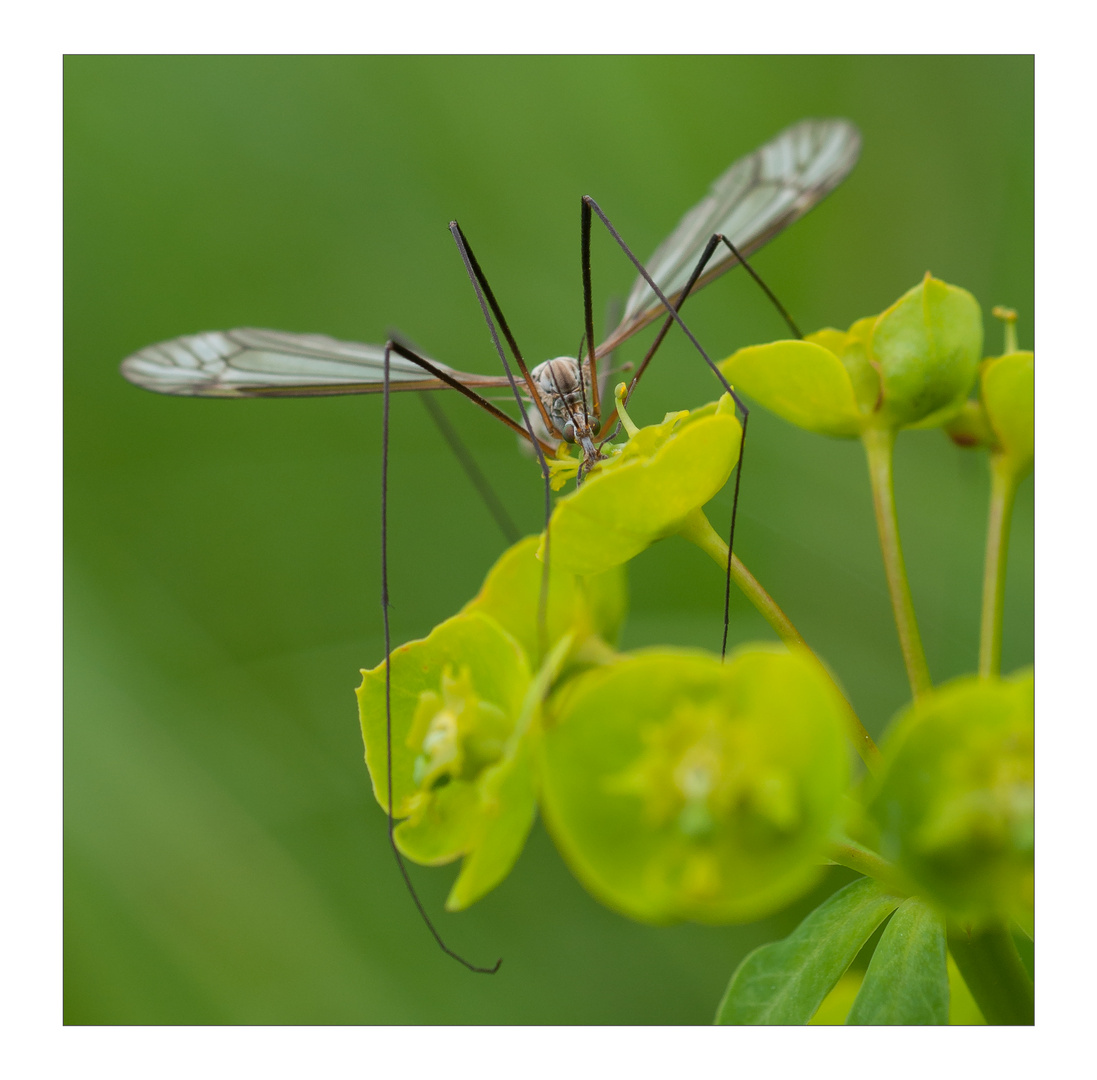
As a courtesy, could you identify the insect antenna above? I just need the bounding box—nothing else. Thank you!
[380,345,502,974]
[583,197,754,659]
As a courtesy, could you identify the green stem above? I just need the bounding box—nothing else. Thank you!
[679,508,882,774]
[947,920,1034,1025]
[992,305,1018,354]
[679,508,804,646]
[861,426,932,700]
[826,838,906,894]
[979,455,1019,678]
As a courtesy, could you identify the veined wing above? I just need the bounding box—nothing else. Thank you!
[120,328,513,398]
[599,119,861,355]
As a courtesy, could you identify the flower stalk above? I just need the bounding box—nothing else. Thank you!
[979,454,1020,678]
[861,425,933,700]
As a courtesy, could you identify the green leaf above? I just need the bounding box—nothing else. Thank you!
[719,339,863,437]
[462,534,627,662]
[982,351,1034,475]
[871,274,982,429]
[541,645,850,925]
[807,970,863,1025]
[714,877,901,1024]
[1011,920,1034,979]
[947,952,986,1024]
[845,896,948,1024]
[867,670,1034,923]
[545,397,741,576]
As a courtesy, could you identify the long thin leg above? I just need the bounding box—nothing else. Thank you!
[601,237,797,658]
[449,222,553,663]
[386,327,525,545]
[449,222,557,439]
[387,338,554,454]
[719,235,803,340]
[593,235,721,447]
[419,393,521,545]
[381,346,501,974]
[597,233,801,442]
[583,198,751,659]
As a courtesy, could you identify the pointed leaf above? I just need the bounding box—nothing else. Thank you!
[846,896,948,1024]
[715,877,901,1024]
[947,952,986,1024]
[946,921,1034,1025]
[807,970,863,1024]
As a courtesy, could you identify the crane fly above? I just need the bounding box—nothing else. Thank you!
[120,119,861,479]
[119,118,861,974]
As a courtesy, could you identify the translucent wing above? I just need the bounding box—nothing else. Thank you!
[120,327,513,398]
[599,118,861,355]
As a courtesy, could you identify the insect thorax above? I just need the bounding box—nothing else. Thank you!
[530,356,596,442]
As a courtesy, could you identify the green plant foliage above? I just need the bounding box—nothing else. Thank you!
[807,970,864,1024]
[943,398,998,450]
[982,352,1034,475]
[462,534,627,662]
[715,878,901,1024]
[845,896,948,1024]
[540,647,850,925]
[357,611,538,909]
[867,671,1034,925]
[871,274,982,429]
[543,396,741,575]
[65,55,1034,1027]
[720,275,982,437]
[947,921,1034,1025]
[944,307,1034,476]
[947,953,986,1024]
[715,339,864,437]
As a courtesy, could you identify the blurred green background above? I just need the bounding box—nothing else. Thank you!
[64,56,1033,1024]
